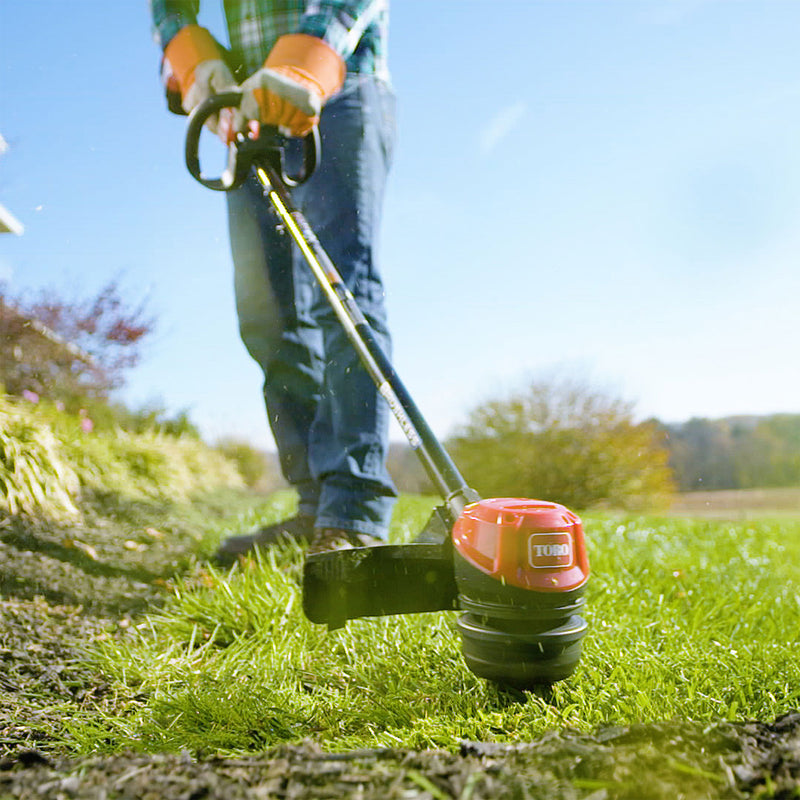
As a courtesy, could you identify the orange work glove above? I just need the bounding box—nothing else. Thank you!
[164,25,235,131]
[234,34,346,137]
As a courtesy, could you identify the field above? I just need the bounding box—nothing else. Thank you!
[670,487,800,519]
[1,487,799,798]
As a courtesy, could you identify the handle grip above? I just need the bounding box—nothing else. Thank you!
[185,92,320,191]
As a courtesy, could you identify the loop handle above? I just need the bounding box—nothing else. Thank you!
[185,92,320,191]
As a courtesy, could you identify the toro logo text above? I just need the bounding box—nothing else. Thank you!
[527,532,574,569]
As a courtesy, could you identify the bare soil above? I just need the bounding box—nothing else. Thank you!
[2,492,799,799]
[2,716,800,798]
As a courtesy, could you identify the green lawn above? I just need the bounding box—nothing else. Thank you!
[72,494,800,756]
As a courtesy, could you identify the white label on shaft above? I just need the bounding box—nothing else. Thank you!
[379,381,422,448]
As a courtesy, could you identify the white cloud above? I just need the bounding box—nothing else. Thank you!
[479,101,528,155]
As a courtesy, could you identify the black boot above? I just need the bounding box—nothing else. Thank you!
[306,527,383,555]
[213,513,315,565]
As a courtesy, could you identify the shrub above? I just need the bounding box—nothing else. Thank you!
[214,438,284,492]
[0,279,154,407]
[59,428,244,503]
[447,376,674,511]
[0,394,244,520]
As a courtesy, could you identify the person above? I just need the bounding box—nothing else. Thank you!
[149,0,397,560]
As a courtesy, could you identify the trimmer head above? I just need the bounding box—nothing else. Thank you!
[303,499,590,689]
[452,499,590,687]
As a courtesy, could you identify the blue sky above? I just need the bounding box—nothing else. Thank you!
[2,1,799,449]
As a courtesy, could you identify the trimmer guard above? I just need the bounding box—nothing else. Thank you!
[302,507,458,629]
[303,542,458,629]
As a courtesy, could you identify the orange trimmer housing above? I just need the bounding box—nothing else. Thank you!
[453,498,590,593]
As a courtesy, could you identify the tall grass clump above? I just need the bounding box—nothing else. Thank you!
[0,394,244,520]
[78,498,800,756]
[0,397,79,518]
[60,426,244,503]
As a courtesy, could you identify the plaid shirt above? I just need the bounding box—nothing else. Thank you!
[150,0,389,80]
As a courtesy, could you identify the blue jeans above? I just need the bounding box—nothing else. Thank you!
[226,75,397,538]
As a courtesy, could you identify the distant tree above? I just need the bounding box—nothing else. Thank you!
[447,376,675,511]
[658,414,800,491]
[733,415,800,488]
[0,279,154,408]
[661,417,739,491]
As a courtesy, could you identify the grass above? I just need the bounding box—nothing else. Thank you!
[1,394,245,523]
[65,494,800,757]
[0,401,80,518]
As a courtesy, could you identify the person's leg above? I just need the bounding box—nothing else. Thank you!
[298,74,399,540]
[226,174,324,519]
[219,73,397,555]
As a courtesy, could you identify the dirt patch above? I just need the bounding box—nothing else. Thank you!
[0,596,113,752]
[0,490,259,753]
[2,715,800,798]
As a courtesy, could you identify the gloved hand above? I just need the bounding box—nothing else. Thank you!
[233,34,345,138]
[163,25,235,131]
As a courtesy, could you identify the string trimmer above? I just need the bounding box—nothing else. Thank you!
[185,94,590,688]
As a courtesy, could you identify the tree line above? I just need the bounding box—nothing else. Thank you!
[655,414,800,492]
[388,379,800,509]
